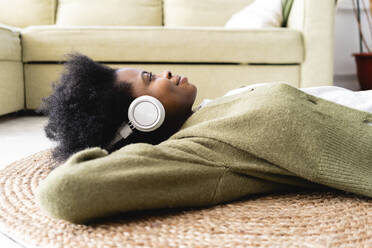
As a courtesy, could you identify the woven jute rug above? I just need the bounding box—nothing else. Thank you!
[0,149,371,248]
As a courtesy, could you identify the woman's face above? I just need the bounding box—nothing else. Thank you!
[115,68,197,126]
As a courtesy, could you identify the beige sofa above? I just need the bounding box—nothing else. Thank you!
[0,0,335,116]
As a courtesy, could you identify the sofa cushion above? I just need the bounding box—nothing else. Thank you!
[0,0,56,28]
[0,61,24,115]
[22,26,303,64]
[225,0,283,29]
[24,63,300,110]
[0,25,21,61]
[56,0,162,26]
[164,0,255,26]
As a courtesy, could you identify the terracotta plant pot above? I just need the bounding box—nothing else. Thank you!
[353,53,372,90]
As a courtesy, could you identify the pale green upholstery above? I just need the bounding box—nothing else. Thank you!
[0,25,24,115]
[22,26,303,63]
[25,64,300,109]
[0,0,335,114]
[0,0,56,28]
[287,0,335,87]
[56,0,162,26]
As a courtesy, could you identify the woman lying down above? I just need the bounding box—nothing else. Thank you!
[35,53,372,224]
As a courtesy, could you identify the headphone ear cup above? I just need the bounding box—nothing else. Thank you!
[128,95,165,132]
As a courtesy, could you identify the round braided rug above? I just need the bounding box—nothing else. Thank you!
[0,149,371,248]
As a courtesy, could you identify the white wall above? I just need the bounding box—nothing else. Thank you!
[334,0,372,75]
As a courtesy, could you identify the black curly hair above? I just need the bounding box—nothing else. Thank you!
[38,53,134,163]
[39,53,180,165]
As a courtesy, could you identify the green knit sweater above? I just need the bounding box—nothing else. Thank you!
[35,83,372,224]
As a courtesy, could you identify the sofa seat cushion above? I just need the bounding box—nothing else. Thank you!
[22,26,303,63]
[0,25,21,61]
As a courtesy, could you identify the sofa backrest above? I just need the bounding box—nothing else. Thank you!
[0,0,56,28]
[164,0,255,26]
[56,0,163,26]
[0,0,256,27]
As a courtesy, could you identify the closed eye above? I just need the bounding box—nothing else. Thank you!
[143,71,153,84]
[141,71,151,84]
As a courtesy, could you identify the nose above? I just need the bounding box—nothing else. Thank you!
[161,70,172,79]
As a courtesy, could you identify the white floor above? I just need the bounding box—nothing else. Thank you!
[0,114,54,170]
[0,77,362,247]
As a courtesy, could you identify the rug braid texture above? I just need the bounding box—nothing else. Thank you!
[0,149,371,248]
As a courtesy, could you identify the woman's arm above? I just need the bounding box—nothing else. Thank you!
[35,141,226,224]
[35,136,308,224]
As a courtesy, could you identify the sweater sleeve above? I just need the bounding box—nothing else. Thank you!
[34,140,228,224]
[35,135,324,224]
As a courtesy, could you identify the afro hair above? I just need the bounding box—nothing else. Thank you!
[38,53,134,163]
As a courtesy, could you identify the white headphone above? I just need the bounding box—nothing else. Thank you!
[108,95,165,148]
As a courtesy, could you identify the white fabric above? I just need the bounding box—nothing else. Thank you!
[197,83,372,116]
[225,0,283,29]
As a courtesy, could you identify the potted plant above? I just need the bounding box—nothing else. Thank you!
[352,0,372,90]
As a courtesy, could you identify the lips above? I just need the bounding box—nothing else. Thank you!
[175,75,188,86]
[179,76,188,85]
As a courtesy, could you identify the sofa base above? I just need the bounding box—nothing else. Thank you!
[0,61,24,115]
[25,63,300,110]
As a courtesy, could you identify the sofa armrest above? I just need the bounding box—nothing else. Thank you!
[0,24,24,115]
[0,24,22,61]
[287,0,335,87]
